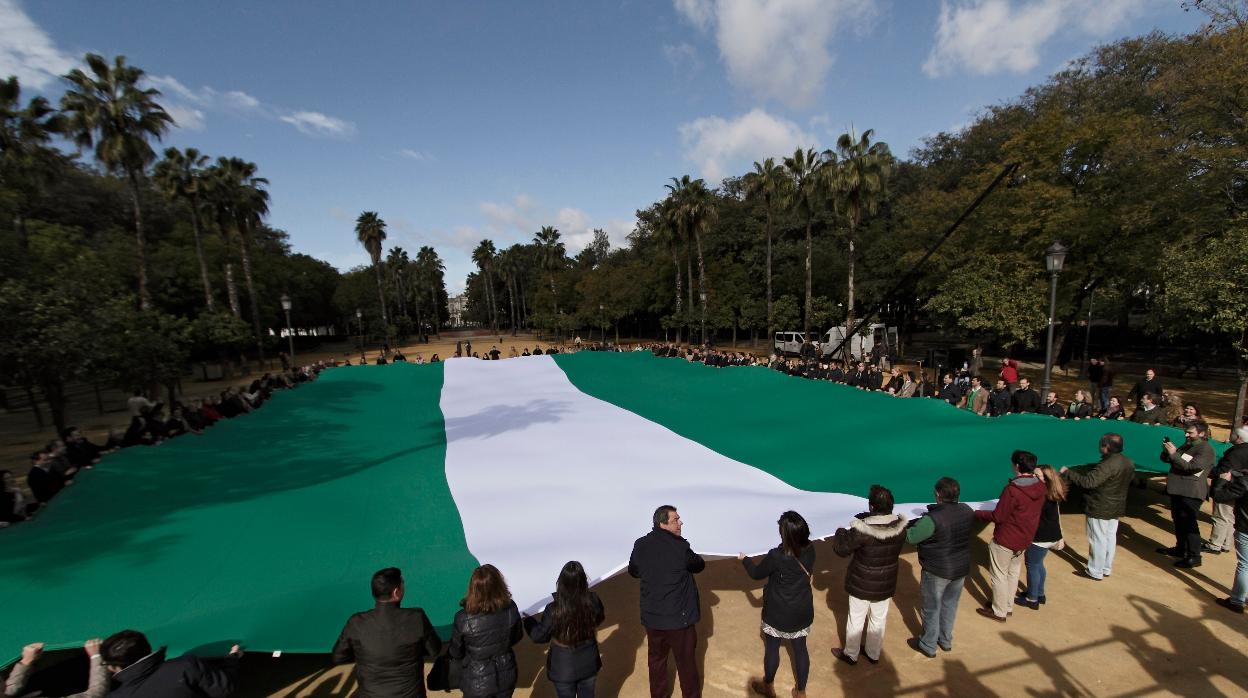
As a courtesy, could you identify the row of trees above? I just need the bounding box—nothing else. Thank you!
[0,53,449,432]
[456,5,1247,421]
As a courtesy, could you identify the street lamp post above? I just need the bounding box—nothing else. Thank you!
[355,308,363,355]
[280,293,294,367]
[1041,242,1068,399]
[699,291,707,347]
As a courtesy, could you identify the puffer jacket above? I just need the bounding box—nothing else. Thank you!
[975,475,1047,552]
[830,513,908,601]
[448,602,523,698]
[1065,452,1135,519]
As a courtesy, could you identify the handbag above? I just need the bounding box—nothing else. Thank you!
[426,650,461,692]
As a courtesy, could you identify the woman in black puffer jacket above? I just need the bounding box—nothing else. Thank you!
[524,561,606,697]
[739,511,816,698]
[449,564,524,698]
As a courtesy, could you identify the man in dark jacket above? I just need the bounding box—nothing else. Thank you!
[1127,368,1163,408]
[629,505,705,698]
[1039,392,1066,419]
[332,567,442,697]
[905,477,976,657]
[988,379,1012,417]
[1157,421,1216,569]
[1061,433,1136,581]
[975,451,1047,622]
[101,630,240,698]
[1208,426,1248,554]
[1211,463,1248,613]
[828,485,908,665]
[1131,392,1164,425]
[1010,378,1042,413]
[937,373,962,406]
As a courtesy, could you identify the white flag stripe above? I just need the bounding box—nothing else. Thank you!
[440,356,987,614]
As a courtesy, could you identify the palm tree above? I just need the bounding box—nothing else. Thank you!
[534,226,565,315]
[783,147,829,337]
[495,247,522,335]
[667,175,718,344]
[415,246,445,337]
[744,158,790,344]
[355,211,389,332]
[386,247,411,321]
[653,198,684,343]
[828,129,892,355]
[154,147,214,311]
[211,157,270,360]
[472,239,500,333]
[0,76,65,247]
[60,53,173,310]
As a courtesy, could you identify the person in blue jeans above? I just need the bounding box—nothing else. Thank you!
[1018,465,1066,609]
[1211,460,1248,614]
[905,477,976,658]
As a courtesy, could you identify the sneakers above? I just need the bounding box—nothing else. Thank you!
[1215,598,1245,614]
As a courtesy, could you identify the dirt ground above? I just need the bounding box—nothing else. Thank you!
[244,484,1248,697]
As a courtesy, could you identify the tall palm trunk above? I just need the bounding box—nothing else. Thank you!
[694,228,707,343]
[548,273,560,315]
[224,263,241,317]
[127,170,151,311]
[844,223,856,362]
[803,215,813,337]
[413,289,424,341]
[508,276,518,335]
[671,242,683,344]
[485,267,498,333]
[189,193,213,311]
[373,261,389,327]
[765,204,773,344]
[238,224,265,361]
[429,285,440,337]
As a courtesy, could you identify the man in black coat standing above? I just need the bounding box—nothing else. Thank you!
[101,630,240,698]
[629,505,705,698]
[1011,377,1042,413]
[332,567,442,697]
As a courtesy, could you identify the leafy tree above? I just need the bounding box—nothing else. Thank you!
[471,239,499,333]
[209,157,270,359]
[783,147,826,336]
[829,129,892,355]
[414,245,446,336]
[60,53,173,310]
[924,252,1048,349]
[744,158,790,345]
[772,295,801,337]
[0,76,65,248]
[534,226,565,315]
[666,175,718,344]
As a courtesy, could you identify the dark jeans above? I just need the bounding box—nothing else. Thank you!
[1024,545,1049,601]
[762,634,809,691]
[1171,494,1203,560]
[553,676,597,698]
[646,625,701,698]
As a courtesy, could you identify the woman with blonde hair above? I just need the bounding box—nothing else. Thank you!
[1067,390,1093,419]
[1017,465,1066,610]
[450,564,524,697]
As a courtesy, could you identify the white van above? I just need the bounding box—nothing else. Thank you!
[773,331,806,355]
[819,324,899,359]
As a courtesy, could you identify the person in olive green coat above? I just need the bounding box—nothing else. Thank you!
[1060,434,1136,581]
[1158,420,1216,568]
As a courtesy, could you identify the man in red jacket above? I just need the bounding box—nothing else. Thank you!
[975,450,1047,622]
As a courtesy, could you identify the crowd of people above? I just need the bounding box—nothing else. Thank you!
[6,341,1248,697]
[1,363,329,528]
[14,422,1246,698]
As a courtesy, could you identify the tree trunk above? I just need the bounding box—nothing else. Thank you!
[804,216,813,337]
[508,277,518,336]
[1235,336,1247,429]
[239,224,266,362]
[128,171,151,311]
[485,267,498,333]
[430,285,441,337]
[23,378,43,429]
[225,263,241,317]
[189,193,214,311]
[671,243,683,344]
[93,381,104,415]
[695,229,708,344]
[844,225,856,362]
[548,274,560,315]
[373,261,389,345]
[38,374,67,437]
[765,206,773,348]
[686,246,694,340]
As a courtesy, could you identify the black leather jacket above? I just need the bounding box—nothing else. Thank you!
[448,602,523,697]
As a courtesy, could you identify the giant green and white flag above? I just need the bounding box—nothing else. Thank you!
[0,353,1192,664]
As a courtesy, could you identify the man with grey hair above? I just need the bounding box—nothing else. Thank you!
[1061,434,1135,581]
[1208,426,1248,555]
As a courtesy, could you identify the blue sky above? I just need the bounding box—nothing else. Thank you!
[2,0,1202,292]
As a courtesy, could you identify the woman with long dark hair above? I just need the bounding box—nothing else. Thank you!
[739,511,816,698]
[524,561,606,697]
[449,564,524,698]
[1017,465,1067,610]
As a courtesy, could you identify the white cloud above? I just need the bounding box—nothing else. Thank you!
[279,110,357,139]
[0,0,77,89]
[923,0,1146,77]
[223,90,260,110]
[674,0,873,109]
[398,148,434,162]
[164,103,206,131]
[679,108,817,182]
[662,42,702,75]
